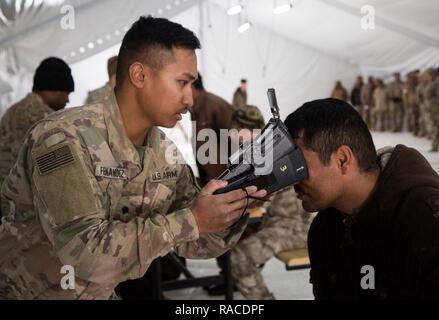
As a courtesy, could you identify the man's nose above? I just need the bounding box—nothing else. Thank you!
[183,86,193,108]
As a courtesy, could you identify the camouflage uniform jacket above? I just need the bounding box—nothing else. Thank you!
[85,83,113,105]
[0,93,248,299]
[425,78,439,120]
[386,81,404,104]
[259,186,316,248]
[0,93,53,189]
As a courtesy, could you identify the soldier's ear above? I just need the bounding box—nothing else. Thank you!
[128,62,146,89]
[334,145,353,175]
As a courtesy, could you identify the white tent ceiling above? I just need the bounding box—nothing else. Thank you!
[1,0,438,116]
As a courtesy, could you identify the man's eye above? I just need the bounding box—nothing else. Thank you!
[179,80,188,87]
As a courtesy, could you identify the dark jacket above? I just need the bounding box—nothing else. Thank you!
[190,90,235,185]
[308,144,439,299]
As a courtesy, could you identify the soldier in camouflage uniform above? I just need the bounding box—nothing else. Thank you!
[424,68,439,152]
[416,71,432,138]
[229,106,316,300]
[386,72,405,132]
[85,56,117,105]
[231,187,315,300]
[0,57,74,199]
[0,16,265,300]
[232,79,248,110]
[403,71,420,136]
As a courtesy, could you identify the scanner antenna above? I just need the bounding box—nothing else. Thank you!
[267,88,280,119]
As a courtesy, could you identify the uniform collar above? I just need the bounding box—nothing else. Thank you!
[103,92,161,170]
[28,92,53,112]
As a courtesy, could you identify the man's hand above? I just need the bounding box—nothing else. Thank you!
[190,180,267,234]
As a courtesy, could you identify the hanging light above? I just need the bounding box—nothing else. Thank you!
[273,1,292,15]
[237,21,251,33]
[227,4,243,16]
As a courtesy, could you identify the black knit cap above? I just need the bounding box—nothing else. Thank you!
[32,57,74,92]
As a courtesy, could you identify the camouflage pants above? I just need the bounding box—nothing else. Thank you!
[390,103,404,132]
[431,115,439,151]
[408,107,420,136]
[230,226,306,300]
[372,109,390,131]
[418,103,433,138]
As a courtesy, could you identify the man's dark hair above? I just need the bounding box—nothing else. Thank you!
[192,72,204,90]
[284,98,379,173]
[241,79,247,83]
[116,16,201,87]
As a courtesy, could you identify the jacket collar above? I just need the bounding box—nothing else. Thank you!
[103,92,161,173]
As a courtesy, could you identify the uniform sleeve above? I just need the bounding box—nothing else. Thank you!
[169,163,249,259]
[27,124,234,286]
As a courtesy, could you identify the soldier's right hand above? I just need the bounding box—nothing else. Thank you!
[190,180,266,234]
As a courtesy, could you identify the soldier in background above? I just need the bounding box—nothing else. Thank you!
[404,70,420,136]
[232,79,248,110]
[350,76,364,121]
[330,80,348,102]
[229,106,316,300]
[361,76,376,130]
[85,55,117,104]
[386,72,405,132]
[424,68,439,152]
[190,72,235,184]
[372,78,388,131]
[0,57,74,194]
[416,71,432,138]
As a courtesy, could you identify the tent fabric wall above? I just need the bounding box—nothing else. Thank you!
[1,0,438,115]
[0,0,198,114]
[198,1,360,121]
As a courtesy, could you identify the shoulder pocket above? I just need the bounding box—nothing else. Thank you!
[32,142,99,226]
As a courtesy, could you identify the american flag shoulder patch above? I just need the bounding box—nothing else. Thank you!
[36,144,76,175]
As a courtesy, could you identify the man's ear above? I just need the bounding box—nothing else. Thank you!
[335,145,354,174]
[128,62,147,89]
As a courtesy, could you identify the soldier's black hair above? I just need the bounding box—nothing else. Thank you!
[116,16,201,88]
[192,72,204,90]
[284,98,379,173]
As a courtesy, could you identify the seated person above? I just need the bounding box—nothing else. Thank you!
[229,105,316,300]
[284,98,439,299]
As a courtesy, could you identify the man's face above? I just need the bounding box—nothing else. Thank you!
[240,82,247,92]
[293,137,343,212]
[141,47,197,128]
[45,91,70,111]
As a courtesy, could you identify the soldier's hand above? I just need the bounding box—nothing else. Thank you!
[190,180,267,234]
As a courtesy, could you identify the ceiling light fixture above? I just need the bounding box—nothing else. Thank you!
[273,3,292,15]
[237,21,251,33]
[227,4,243,16]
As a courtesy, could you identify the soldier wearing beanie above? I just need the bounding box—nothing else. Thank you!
[0,57,74,201]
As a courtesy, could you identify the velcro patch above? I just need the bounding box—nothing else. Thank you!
[95,165,127,180]
[36,144,75,175]
[150,170,178,182]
